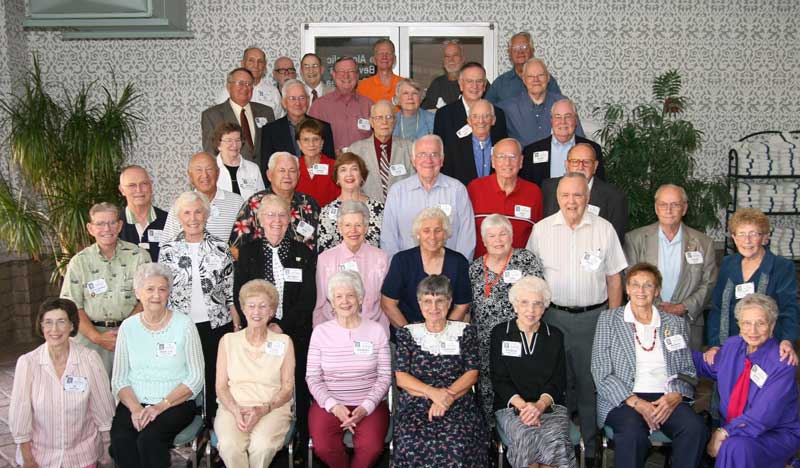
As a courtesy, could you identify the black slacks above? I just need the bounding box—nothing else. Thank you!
[196,320,233,421]
[110,400,196,468]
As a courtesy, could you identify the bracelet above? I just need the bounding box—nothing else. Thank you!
[716,427,729,438]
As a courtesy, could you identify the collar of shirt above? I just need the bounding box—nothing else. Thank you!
[658,223,683,246]
[335,240,368,260]
[125,205,156,225]
[623,303,662,327]
[374,135,393,157]
[410,173,446,191]
[471,134,491,149]
[228,99,250,117]
[490,173,521,196]
[461,97,470,116]
[552,135,576,150]
[216,153,242,170]
[38,342,81,379]
[552,209,594,229]
[331,88,358,103]
[89,241,123,262]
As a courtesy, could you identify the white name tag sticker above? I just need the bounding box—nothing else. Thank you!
[503,269,522,284]
[327,207,339,220]
[139,242,150,250]
[239,177,257,188]
[255,117,268,128]
[296,220,315,238]
[210,204,221,219]
[440,340,460,355]
[580,251,602,271]
[353,340,374,355]
[148,229,163,243]
[735,282,755,299]
[157,342,177,358]
[664,335,687,352]
[532,151,549,164]
[750,364,768,387]
[312,164,329,176]
[389,164,407,176]
[438,204,452,216]
[685,251,703,264]
[357,118,371,131]
[284,268,303,282]
[86,279,108,295]
[587,204,600,216]
[456,124,472,138]
[63,375,88,392]
[514,204,532,219]
[266,341,286,356]
[436,97,446,109]
[340,261,359,272]
[502,341,522,357]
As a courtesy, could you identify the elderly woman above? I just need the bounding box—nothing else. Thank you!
[469,213,544,423]
[295,118,340,207]
[694,293,800,467]
[110,263,204,468]
[491,276,575,468]
[393,79,435,141]
[234,193,316,457]
[381,207,472,330]
[317,152,385,252]
[707,208,798,364]
[307,271,392,467]
[9,298,115,468]
[158,191,238,421]
[314,200,389,331]
[214,122,266,200]
[591,263,707,468]
[215,279,295,468]
[394,275,487,467]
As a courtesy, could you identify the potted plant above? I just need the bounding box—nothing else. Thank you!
[594,70,729,232]
[0,55,142,278]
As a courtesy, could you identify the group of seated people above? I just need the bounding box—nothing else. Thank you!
[7,31,800,468]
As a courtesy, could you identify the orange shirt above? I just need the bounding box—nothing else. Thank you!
[357,73,403,105]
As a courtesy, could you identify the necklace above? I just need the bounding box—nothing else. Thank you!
[483,251,512,298]
[141,310,169,330]
[632,323,657,352]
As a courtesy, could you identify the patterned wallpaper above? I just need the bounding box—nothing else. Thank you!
[2,0,799,232]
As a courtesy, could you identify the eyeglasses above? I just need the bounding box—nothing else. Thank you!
[567,159,595,167]
[732,231,763,240]
[415,152,442,160]
[91,220,120,228]
[525,73,548,81]
[462,78,485,86]
[122,182,151,190]
[628,282,656,291]
[469,113,494,121]
[493,153,519,160]
[300,136,322,144]
[274,68,296,75]
[228,80,253,87]
[220,138,241,144]
[371,115,395,122]
[510,45,531,52]
[261,211,290,220]
[740,319,769,330]
[552,113,576,121]
[41,319,70,329]
[285,95,308,102]
[515,300,545,310]
[656,202,685,211]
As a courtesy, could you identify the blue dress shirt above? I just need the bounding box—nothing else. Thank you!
[658,225,683,302]
[550,135,575,178]
[472,135,492,178]
[485,69,562,104]
[498,90,584,148]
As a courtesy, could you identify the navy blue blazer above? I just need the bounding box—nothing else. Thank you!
[433,98,508,155]
[520,135,605,187]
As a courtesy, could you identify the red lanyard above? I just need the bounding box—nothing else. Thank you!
[483,252,512,298]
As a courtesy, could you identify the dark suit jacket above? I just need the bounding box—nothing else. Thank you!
[520,135,605,187]
[433,97,508,154]
[201,100,275,167]
[259,116,336,176]
[442,134,493,186]
[542,176,628,244]
[119,206,168,262]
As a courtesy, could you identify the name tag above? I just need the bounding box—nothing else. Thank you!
[86,279,108,295]
[440,340,460,355]
[685,251,703,264]
[296,220,315,238]
[157,342,177,358]
[353,340,374,355]
[266,341,286,356]
[326,207,339,220]
[139,242,150,250]
[239,176,257,188]
[210,204,221,219]
[503,269,522,284]
[587,204,600,216]
[532,151,549,163]
[514,204,531,219]
[580,251,602,271]
[312,164,329,176]
[148,229,163,243]
[735,282,755,299]
[389,164,407,176]
[340,261,359,272]
[284,268,303,282]
[63,375,88,392]
[255,117,268,128]
[436,97,446,109]
[357,118,371,131]
[750,364,768,387]
[438,204,452,216]
[502,341,522,357]
[456,124,472,138]
[664,335,686,352]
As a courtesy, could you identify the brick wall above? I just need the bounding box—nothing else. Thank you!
[0,256,58,345]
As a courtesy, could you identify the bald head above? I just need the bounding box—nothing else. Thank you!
[467,99,495,139]
[188,152,219,196]
[119,165,153,209]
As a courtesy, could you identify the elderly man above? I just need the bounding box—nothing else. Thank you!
[232,152,321,251]
[272,56,297,91]
[161,152,245,244]
[624,184,718,350]
[118,165,167,262]
[202,68,276,166]
[300,53,333,105]
[259,79,335,175]
[309,56,373,154]
[521,98,604,186]
[381,134,475,259]
[348,99,414,202]
[486,32,562,104]
[61,202,150,373]
[526,172,627,465]
[433,62,508,154]
[498,58,583,148]
[467,138,543,258]
[542,143,628,244]
[216,47,284,119]
[442,98,497,186]
[358,39,403,104]
[421,40,465,110]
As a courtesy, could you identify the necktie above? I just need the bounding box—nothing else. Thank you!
[726,357,752,423]
[240,108,254,150]
[379,144,390,197]
[311,89,319,103]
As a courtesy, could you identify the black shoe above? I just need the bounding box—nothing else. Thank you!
[584,457,597,468]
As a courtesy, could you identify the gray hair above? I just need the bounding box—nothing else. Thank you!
[412,207,452,241]
[734,293,779,328]
[550,98,577,115]
[89,202,121,221]
[412,134,444,157]
[119,164,150,184]
[508,276,552,308]
[133,262,174,291]
[267,151,299,172]
[654,184,689,203]
[370,99,394,116]
[281,78,307,97]
[416,274,453,301]
[509,31,534,50]
[522,58,549,76]
[443,39,463,53]
[327,270,366,303]
[173,191,210,217]
[256,194,290,217]
[467,99,495,117]
[480,214,513,240]
[337,200,371,224]
[491,137,522,157]
[395,78,424,97]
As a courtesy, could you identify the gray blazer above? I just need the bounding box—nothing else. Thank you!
[591,307,696,427]
[201,100,275,167]
[624,222,718,324]
[347,136,415,203]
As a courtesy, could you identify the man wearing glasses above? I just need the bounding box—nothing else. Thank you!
[216,47,284,119]
[300,53,333,105]
[623,184,718,350]
[541,143,628,244]
[272,56,298,92]
[61,202,151,373]
[442,99,497,186]
[486,32,562,104]
[118,165,168,262]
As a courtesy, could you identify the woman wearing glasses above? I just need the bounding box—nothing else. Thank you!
[294,118,340,207]
[213,122,265,200]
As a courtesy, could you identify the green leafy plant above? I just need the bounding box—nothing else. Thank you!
[594,70,730,231]
[0,55,142,277]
